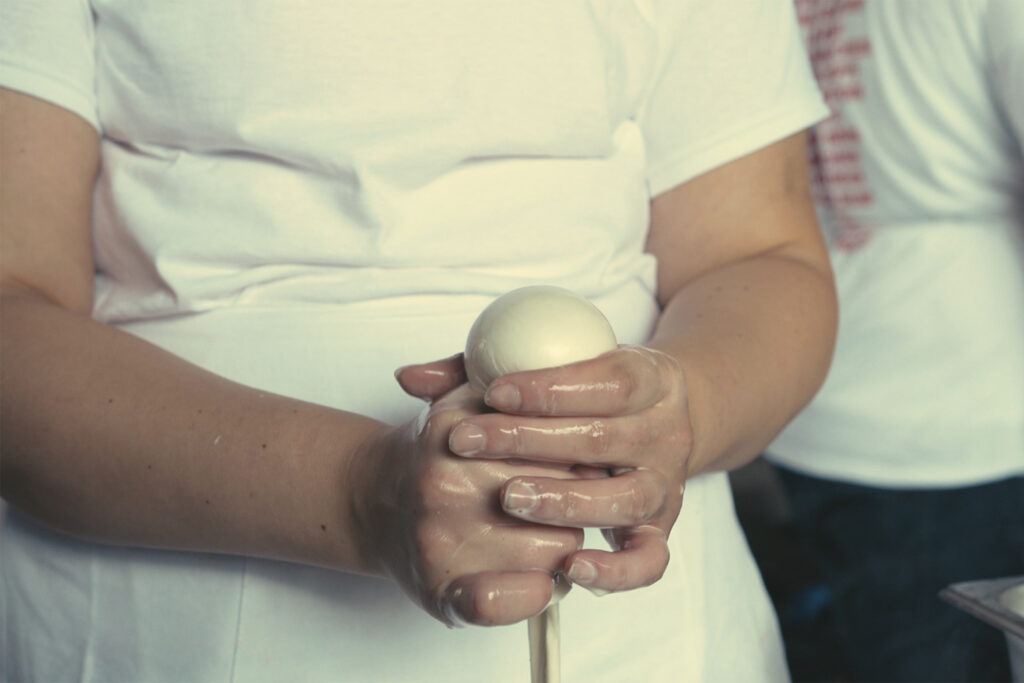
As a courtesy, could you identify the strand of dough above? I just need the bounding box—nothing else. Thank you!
[464,285,619,683]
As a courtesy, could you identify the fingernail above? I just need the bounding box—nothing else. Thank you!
[441,586,469,629]
[449,424,486,455]
[567,559,597,585]
[485,383,521,411]
[504,481,539,515]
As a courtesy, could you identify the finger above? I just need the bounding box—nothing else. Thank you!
[439,570,556,627]
[483,346,680,417]
[417,514,585,571]
[500,469,667,527]
[563,525,670,593]
[448,413,659,464]
[395,354,467,401]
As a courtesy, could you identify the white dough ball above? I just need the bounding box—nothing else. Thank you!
[464,285,618,394]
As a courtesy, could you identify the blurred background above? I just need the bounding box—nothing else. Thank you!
[732,458,851,682]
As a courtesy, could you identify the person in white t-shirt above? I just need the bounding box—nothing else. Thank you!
[760,1,1024,680]
[1,2,836,681]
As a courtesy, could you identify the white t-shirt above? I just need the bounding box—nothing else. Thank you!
[1,2,826,681]
[768,0,1024,488]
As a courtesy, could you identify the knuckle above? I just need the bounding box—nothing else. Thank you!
[608,561,631,589]
[621,347,657,395]
[644,545,671,586]
[554,492,580,523]
[588,419,612,456]
[610,360,638,404]
[507,424,525,454]
[626,418,658,451]
[654,346,682,377]
[419,415,439,442]
[628,472,667,521]
[628,529,670,587]
[641,562,667,587]
[433,405,464,425]
[521,376,555,414]
[417,460,457,510]
[639,346,681,405]
[619,346,685,409]
[420,412,449,444]
[628,484,654,522]
[534,526,585,560]
[416,520,455,571]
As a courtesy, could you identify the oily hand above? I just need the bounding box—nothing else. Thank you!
[350,383,583,627]
[398,347,693,595]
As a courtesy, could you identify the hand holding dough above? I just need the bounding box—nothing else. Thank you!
[396,285,692,596]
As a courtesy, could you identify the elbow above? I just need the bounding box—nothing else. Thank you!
[1,278,94,318]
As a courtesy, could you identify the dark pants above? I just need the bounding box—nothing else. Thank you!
[776,469,1024,682]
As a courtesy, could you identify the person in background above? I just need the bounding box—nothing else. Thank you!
[0,1,836,681]
[761,1,1024,680]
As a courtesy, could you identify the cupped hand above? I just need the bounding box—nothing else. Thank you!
[348,383,584,627]
[397,347,694,595]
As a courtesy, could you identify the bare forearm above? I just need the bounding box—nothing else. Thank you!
[648,249,837,475]
[0,292,385,573]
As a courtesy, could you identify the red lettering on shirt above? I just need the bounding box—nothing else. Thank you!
[796,0,874,252]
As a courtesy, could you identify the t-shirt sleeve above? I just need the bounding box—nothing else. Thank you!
[641,0,828,197]
[985,0,1024,147]
[0,0,98,130]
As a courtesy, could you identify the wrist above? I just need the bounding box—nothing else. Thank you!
[293,411,393,576]
[332,417,403,577]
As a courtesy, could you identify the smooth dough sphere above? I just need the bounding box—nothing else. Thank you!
[464,285,618,394]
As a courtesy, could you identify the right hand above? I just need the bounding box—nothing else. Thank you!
[348,383,584,627]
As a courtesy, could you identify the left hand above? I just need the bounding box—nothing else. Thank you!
[396,346,693,594]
